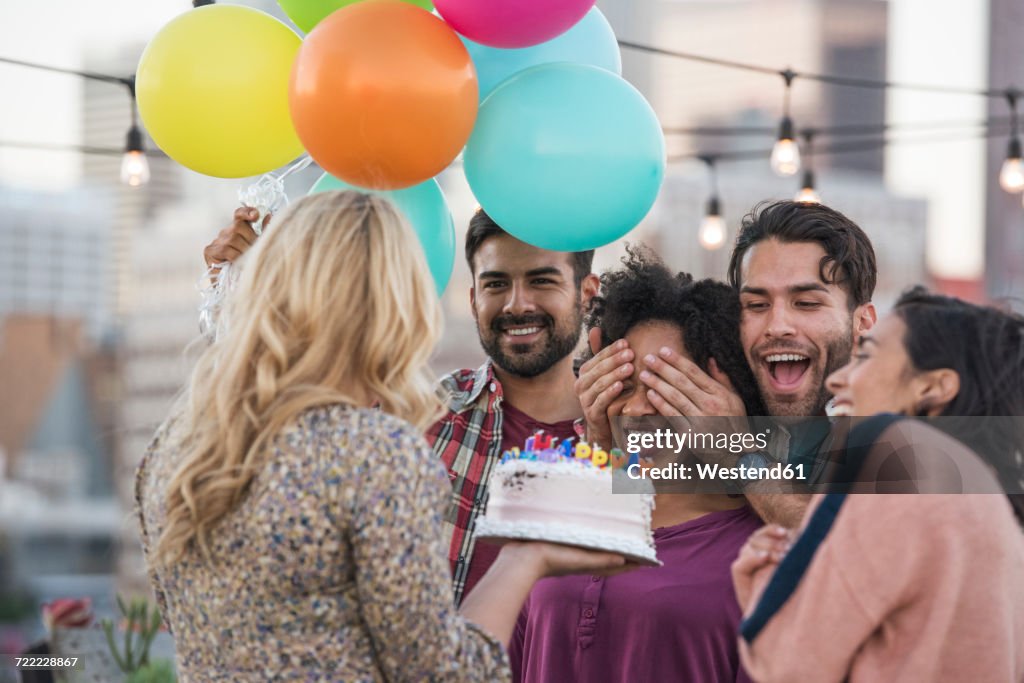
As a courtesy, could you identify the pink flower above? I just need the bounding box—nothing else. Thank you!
[41,598,94,631]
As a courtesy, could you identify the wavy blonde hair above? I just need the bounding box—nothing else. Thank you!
[155,191,443,566]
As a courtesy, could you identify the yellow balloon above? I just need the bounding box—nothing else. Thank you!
[136,5,304,178]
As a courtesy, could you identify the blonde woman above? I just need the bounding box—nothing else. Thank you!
[135,191,626,681]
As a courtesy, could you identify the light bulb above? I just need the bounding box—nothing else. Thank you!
[770,116,801,176]
[121,150,150,187]
[121,124,150,187]
[793,170,819,204]
[699,215,726,250]
[771,139,801,177]
[999,154,1024,193]
[794,185,820,204]
[698,197,726,250]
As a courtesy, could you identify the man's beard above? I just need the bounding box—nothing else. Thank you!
[479,309,583,379]
[761,323,853,418]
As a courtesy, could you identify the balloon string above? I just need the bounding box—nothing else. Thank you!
[242,154,313,235]
[197,155,312,341]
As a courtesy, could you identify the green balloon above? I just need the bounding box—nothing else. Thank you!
[278,0,434,33]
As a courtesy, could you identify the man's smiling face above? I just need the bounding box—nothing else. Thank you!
[738,239,861,417]
[471,234,593,378]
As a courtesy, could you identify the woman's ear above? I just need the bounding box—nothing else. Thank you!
[913,368,961,416]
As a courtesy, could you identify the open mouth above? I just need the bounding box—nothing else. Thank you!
[763,353,812,392]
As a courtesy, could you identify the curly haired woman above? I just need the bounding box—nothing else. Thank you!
[510,246,765,683]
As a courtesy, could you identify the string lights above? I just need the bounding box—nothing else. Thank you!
[770,69,801,177]
[999,89,1024,194]
[120,78,150,187]
[697,156,726,250]
[793,130,820,204]
[1,34,1019,234]
[0,55,147,187]
[617,39,1018,245]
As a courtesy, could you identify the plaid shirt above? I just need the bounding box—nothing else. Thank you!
[425,360,583,604]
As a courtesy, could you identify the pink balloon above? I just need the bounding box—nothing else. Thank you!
[435,0,596,48]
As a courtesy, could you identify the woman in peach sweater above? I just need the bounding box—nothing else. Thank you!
[732,287,1024,683]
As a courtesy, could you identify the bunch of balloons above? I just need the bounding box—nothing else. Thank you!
[135,0,665,272]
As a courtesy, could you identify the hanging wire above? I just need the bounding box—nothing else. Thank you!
[663,115,1016,138]
[795,130,820,203]
[0,55,132,88]
[670,123,1015,165]
[780,69,796,116]
[1008,89,1021,134]
[802,130,816,165]
[126,77,138,124]
[616,41,1005,98]
[698,155,720,197]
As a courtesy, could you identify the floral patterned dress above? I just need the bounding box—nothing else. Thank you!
[135,404,510,682]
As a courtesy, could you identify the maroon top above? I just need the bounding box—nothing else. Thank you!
[510,506,762,683]
[462,401,580,599]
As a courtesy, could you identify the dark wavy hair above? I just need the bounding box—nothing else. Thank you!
[727,201,877,309]
[585,245,766,416]
[895,286,1024,417]
[464,208,594,286]
[894,286,1024,520]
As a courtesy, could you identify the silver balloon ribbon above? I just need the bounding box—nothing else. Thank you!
[198,155,313,341]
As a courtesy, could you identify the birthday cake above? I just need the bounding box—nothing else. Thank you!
[474,433,660,566]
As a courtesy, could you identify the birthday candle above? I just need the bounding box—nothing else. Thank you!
[559,439,574,460]
[539,448,560,463]
[610,448,628,470]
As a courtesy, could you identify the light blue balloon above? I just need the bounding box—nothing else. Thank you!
[460,7,621,102]
[308,174,456,294]
[463,63,665,252]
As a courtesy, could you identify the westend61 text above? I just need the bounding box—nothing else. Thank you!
[626,462,806,482]
[624,428,770,455]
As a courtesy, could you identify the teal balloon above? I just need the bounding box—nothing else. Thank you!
[463,64,665,251]
[460,7,621,101]
[309,174,456,294]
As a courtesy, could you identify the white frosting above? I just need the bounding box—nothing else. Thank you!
[474,460,660,566]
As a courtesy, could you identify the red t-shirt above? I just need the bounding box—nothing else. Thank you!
[461,401,579,599]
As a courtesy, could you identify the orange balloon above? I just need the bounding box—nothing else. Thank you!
[289,0,477,190]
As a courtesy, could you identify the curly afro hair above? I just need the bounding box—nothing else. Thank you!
[585,245,765,416]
